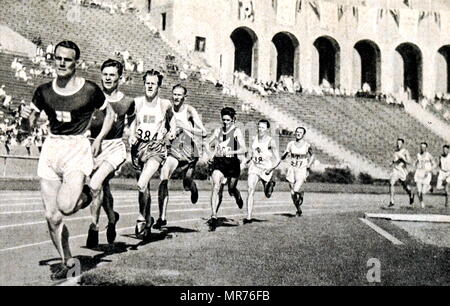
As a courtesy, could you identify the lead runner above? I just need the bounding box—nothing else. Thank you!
[21,41,115,280]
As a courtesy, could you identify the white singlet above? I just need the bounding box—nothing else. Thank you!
[134,96,167,142]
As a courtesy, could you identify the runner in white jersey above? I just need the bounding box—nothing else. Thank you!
[85,59,136,248]
[414,142,436,208]
[388,138,414,207]
[154,84,207,230]
[243,119,279,224]
[436,144,450,207]
[129,70,176,241]
[270,127,314,216]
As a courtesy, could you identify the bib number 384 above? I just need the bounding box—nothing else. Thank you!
[137,129,152,142]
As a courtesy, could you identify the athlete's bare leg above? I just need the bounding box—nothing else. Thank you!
[290,180,304,215]
[210,170,225,218]
[57,171,90,216]
[389,180,396,205]
[245,173,259,221]
[183,161,199,204]
[88,162,115,230]
[416,183,424,208]
[102,179,116,223]
[158,156,179,224]
[41,179,72,265]
[228,177,243,208]
[137,158,161,228]
[215,183,225,214]
[444,182,449,207]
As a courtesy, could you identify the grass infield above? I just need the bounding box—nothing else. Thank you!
[80,211,449,286]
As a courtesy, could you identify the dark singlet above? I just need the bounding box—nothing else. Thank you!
[89,93,136,140]
[217,126,239,159]
[32,79,105,135]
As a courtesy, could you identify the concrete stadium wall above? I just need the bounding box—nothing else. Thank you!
[138,0,450,98]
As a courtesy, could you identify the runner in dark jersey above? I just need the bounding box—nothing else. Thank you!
[21,41,114,280]
[85,59,136,248]
[204,107,246,231]
[154,84,207,230]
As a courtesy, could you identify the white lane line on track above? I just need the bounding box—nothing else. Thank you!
[0,200,368,214]
[0,202,293,229]
[0,210,291,253]
[359,218,404,245]
[0,196,211,207]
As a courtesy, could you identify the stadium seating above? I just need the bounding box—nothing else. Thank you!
[267,92,446,171]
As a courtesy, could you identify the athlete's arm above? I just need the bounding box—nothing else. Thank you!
[227,128,247,156]
[164,100,177,140]
[125,99,136,128]
[128,117,138,146]
[187,106,208,137]
[404,150,411,165]
[307,146,315,169]
[91,103,115,157]
[204,128,219,159]
[266,142,290,174]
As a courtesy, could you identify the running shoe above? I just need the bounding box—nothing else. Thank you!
[106,212,120,244]
[142,217,155,242]
[51,264,71,281]
[387,202,395,208]
[153,218,167,230]
[296,208,302,217]
[207,217,218,232]
[86,224,99,249]
[243,218,253,225]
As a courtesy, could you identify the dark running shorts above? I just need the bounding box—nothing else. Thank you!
[210,157,241,178]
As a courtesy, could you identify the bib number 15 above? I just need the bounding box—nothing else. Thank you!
[55,111,72,123]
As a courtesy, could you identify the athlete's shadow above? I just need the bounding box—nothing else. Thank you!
[215,217,239,229]
[245,218,267,223]
[40,242,132,280]
[162,226,198,234]
[277,213,297,218]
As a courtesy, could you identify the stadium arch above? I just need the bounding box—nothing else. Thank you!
[271,32,300,82]
[353,39,381,92]
[394,42,423,100]
[230,26,259,78]
[313,35,341,88]
[436,45,450,94]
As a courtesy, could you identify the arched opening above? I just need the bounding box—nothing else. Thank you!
[272,32,299,82]
[395,43,423,100]
[230,27,258,77]
[436,45,450,94]
[313,36,340,87]
[353,40,381,92]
